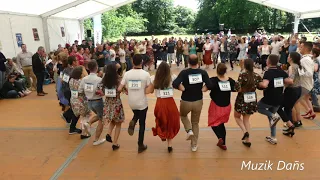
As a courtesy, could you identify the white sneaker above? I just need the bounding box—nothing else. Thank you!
[23,91,28,96]
[270,114,280,128]
[191,146,198,152]
[26,89,32,94]
[93,139,106,146]
[265,136,277,145]
[186,130,194,140]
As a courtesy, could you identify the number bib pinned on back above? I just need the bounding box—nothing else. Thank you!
[62,74,70,83]
[244,92,256,103]
[71,90,78,98]
[84,83,94,92]
[188,74,203,84]
[105,88,116,97]
[274,77,284,88]
[218,81,231,91]
[128,80,141,89]
[159,88,173,98]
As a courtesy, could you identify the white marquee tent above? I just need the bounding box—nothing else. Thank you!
[0,0,136,57]
[248,0,320,33]
[0,0,320,57]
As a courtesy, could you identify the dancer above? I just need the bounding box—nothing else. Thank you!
[101,63,124,151]
[234,59,262,147]
[237,37,248,72]
[118,54,150,153]
[277,52,302,137]
[79,60,105,145]
[146,62,180,153]
[203,37,213,68]
[203,63,236,150]
[173,54,213,152]
[257,54,292,145]
[259,39,271,73]
[294,42,314,126]
[69,66,91,139]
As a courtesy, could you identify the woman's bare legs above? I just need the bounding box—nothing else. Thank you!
[167,139,172,147]
[243,115,251,142]
[234,112,246,133]
[113,122,122,145]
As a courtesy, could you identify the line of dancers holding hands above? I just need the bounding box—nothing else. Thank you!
[63,45,310,153]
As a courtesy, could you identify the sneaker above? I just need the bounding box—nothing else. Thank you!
[138,145,148,153]
[265,136,277,145]
[186,130,194,141]
[191,146,198,152]
[283,123,287,128]
[270,114,281,128]
[93,139,106,146]
[69,128,82,135]
[128,119,137,136]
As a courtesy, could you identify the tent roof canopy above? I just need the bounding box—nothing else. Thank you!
[0,0,136,20]
[248,0,320,19]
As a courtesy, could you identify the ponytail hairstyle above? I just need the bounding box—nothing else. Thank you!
[242,59,255,90]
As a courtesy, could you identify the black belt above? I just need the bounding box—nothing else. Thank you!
[88,98,102,102]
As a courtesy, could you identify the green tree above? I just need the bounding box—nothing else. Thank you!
[174,5,196,30]
[193,0,219,32]
[132,0,176,33]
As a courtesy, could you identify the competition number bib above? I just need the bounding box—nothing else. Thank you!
[84,83,94,93]
[71,90,78,98]
[105,88,116,97]
[62,74,70,83]
[188,74,203,84]
[128,80,141,89]
[159,88,173,98]
[218,81,231,91]
[274,77,284,88]
[244,92,256,103]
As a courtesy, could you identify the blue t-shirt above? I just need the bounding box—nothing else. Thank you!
[288,45,297,53]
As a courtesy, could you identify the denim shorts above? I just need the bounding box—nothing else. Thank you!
[88,98,104,120]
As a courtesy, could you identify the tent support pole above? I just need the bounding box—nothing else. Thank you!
[293,14,300,33]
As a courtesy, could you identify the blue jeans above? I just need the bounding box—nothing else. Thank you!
[220,52,228,63]
[88,99,104,120]
[258,100,279,137]
[311,91,319,107]
[183,54,189,68]
[7,90,19,98]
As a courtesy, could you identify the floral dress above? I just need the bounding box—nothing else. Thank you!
[69,78,90,117]
[234,72,262,115]
[103,85,125,123]
[312,59,320,95]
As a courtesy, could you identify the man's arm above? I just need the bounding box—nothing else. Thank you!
[203,71,213,90]
[301,59,313,77]
[172,71,184,89]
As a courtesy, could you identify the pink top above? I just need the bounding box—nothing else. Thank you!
[212,42,220,53]
[75,53,84,65]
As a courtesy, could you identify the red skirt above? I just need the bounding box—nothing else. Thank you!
[208,100,231,127]
[153,97,180,140]
[203,50,213,65]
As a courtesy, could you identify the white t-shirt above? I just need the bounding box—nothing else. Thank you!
[121,69,151,110]
[138,44,146,54]
[109,49,116,61]
[300,54,314,91]
[119,48,126,63]
[271,42,281,55]
[150,74,177,98]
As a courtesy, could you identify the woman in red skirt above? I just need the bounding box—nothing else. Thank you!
[146,62,180,153]
[203,63,236,150]
[203,37,213,68]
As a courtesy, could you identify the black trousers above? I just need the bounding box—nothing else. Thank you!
[132,107,148,146]
[229,53,237,69]
[35,72,44,93]
[260,55,269,70]
[211,123,226,145]
[64,91,79,130]
[277,87,301,123]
